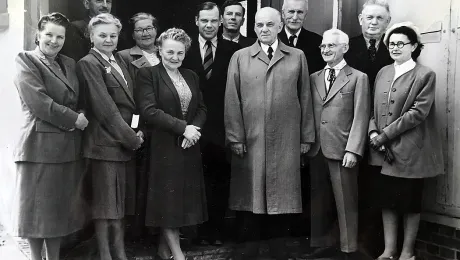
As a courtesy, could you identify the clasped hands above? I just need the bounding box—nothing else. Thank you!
[182,125,201,149]
[369,131,394,164]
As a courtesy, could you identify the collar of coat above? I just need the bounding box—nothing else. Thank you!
[249,39,292,68]
[33,47,75,93]
[314,64,354,104]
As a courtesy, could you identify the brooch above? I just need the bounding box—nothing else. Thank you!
[105,66,111,74]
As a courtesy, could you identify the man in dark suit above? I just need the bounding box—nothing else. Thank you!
[182,1,240,246]
[344,0,392,95]
[279,0,324,73]
[343,1,392,257]
[220,0,256,48]
[61,0,114,61]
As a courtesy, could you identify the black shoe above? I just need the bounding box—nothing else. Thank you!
[299,246,338,259]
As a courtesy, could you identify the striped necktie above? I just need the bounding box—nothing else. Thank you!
[203,40,213,80]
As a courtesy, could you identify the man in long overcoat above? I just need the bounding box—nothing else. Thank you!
[224,7,315,260]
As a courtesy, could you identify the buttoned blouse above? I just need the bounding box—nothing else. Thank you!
[171,73,192,117]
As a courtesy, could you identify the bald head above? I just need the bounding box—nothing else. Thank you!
[254,7,283,45]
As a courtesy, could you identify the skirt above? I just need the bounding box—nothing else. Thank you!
[90,159,135,219]
[371,172,425,213]
[11,161,86,238]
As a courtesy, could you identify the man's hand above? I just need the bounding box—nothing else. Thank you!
[230,142,247,158]
[75,113,89,130]
[301,143,311,154]
[342,152,358,168]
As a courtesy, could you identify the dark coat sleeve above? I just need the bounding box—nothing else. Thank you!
[15,52,78,130]
[135,67,187,136]
[76,59,140,150]
[189,70,207,128]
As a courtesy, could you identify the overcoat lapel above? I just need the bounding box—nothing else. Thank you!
[267,41,288,71]
[324,65,352,104]
[90,49,135,104]
[158,64,183,119]
[129,46,150,69]
[34,48,75,93]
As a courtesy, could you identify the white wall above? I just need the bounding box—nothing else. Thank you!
[0,0,25,227]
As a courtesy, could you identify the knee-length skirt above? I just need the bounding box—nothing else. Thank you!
[11,160,86,238]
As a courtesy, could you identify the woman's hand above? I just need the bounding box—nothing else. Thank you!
[183,125,201,143]
[181,138,195,149]
[75,113,89,130]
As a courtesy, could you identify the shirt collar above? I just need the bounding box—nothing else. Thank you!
[222,33,240,43]
[260,39,279,55]
[92,47,115,62]
[284,27,301,39]
[394,58,416,73]
[325,58,347,70]
[199,34,218,49]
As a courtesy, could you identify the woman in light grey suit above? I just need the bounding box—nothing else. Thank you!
[12,13,88,260]
[369,22,444,260]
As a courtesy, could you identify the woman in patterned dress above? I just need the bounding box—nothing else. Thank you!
[135,28,207,260]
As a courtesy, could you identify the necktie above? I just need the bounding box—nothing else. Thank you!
[203,41,213,80]
[368,39,377,62]
[326,68,336,94]
[288,35,297,47]
[268,46,274,60]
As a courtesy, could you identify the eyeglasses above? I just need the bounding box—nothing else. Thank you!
[388,41,412,49]
[134,27,156,34]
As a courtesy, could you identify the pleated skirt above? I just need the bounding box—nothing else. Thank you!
[11,160,86,238]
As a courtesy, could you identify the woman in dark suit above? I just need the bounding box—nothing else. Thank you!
[12,12,88,260]
[115,12,160,238]
[136,28,207,260]
[369,22,444,260]
[76,13,143,260]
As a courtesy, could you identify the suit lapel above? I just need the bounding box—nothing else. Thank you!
[314,70,327,101]
[34,48,75,93]
[324,65,352,104]
[159,64,183,118]
[90,49,135,104]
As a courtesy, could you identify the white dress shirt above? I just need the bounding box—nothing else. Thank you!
[388,58,416,103]
[284,27,301,46]
[260,39,279,57]
[142,50,160,66]
[92,47,127,84]
[198,34,218,63]
[222,33,241,43]
[324,58,347,91]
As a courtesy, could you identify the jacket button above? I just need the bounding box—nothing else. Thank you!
[392,88,396,92]
[322,97,326,101]
[388,112,393,116]
[321,121,326,124]
[390,100,395,104]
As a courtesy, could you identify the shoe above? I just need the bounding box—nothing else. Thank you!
[156,253,174,260]
[376,254,399,260]
[213,239,224,246]
[299,246,338,259]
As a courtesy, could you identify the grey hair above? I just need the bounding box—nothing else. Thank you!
[130,12,159,30]
[282,0,308,11]
[361,0,390,14]
[323,28,349,44]
[156,28,192,52]
[88,13,122,35]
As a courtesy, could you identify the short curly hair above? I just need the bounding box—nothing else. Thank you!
[87,13,122,35]
[156,28,192,52]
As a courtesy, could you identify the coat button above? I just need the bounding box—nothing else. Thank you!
[388,112,393,116]
[392,88,396,92]
[322,97,326,101]
[321,121,326,124]
[390,100,395,104]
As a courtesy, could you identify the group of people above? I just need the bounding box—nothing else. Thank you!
[11,0,445,260]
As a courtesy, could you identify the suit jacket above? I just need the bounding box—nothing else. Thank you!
[307,65,370,160]
[135,63,207,175]
[14,48,82,163]
[279,27,325,73]
[60,19,91,62]
[369,63,444,178]
[182,37,240,147]
[344,34,393,95]
[115,45,159,84]
[76,49,140,161]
